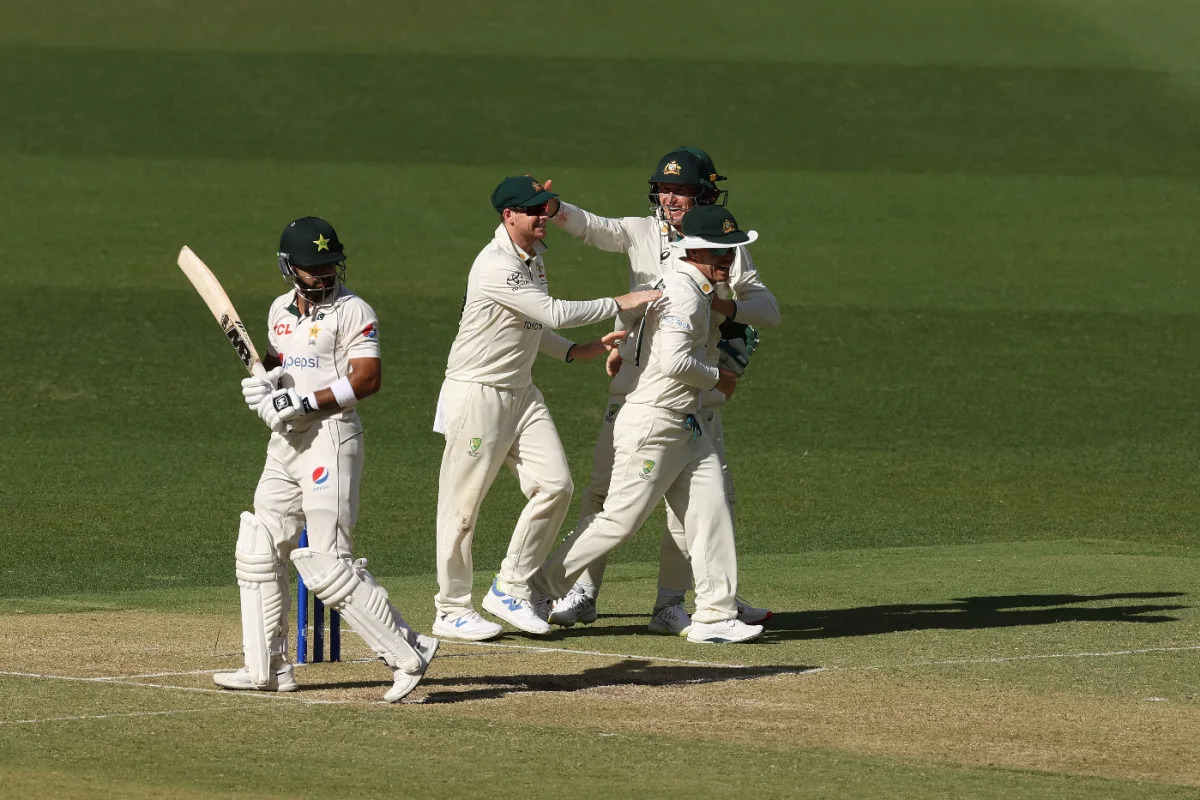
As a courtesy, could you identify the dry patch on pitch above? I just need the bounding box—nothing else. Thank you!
[7,609,1199,788]
[443,668,1200,788]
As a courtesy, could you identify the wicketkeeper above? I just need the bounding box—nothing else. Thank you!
[531,205,764,644]
[213,217,437,703]
[545,147,781,635]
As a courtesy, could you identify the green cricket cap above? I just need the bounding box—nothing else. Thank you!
[491,176,558,213]
[671,205,758,248]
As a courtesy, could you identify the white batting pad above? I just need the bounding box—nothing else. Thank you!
[290,548,421,672]
[235,511,288,686]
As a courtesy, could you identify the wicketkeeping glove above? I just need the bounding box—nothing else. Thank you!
[716,324,759,377]
[241,366,284,410]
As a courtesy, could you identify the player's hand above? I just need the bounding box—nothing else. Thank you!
[241,366,283,410]
[614,289,662,312]
[258,388,313,432]
[714,368,738,400]
[606,347,622,377]
[570,331,627,362]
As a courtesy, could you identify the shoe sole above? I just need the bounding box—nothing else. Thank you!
[432,622,502,641]
[212,675,298,692]
[548,610,597,627]
[482,595,551,635]
[686,628,764,644]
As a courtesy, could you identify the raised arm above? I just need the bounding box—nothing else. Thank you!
[551,200,640,254]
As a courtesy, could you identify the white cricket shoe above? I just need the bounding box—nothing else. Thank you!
[384,633,439,703]
[736,595,773,625]
[549,590,597,627]
[432,609,502,641]
[647,603,693,636]
[687,618,764,644]
[213,662,298,692]
[482,579,551,635]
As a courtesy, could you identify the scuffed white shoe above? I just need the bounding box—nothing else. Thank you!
[432,609,502,641]
[213,662,298,692]
[549,590,597,627]
[482,578,551,635]
[736,595,773,625]
[687,618,763,644]
[647,603,692,636]
[384,633,439,703]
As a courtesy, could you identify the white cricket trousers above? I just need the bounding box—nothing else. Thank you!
[252,416,364,559]
[534,402,738,623]
[573,398,735,595]
[435,378,572,614]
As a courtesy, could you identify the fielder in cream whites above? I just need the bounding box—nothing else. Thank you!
[213,217,437,703]
[431,177,662,640]
[545,147,780,634]
[532,205,764,644]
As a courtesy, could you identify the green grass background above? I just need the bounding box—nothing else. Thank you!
[5,1,1198,598]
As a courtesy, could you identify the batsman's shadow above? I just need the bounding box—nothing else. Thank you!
[413,659,810,704]
[762,591,1188,642]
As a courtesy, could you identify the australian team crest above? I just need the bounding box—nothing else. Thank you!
[468,437,482,458]
[662,160,682,176]
[640,459,656,479]
[722,219,736,234]
[604,403,621,423]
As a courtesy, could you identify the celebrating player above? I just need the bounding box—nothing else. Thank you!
[430,176,661,641]
[545,148,780,635]
[213,217,437,703]
[532,205,764,644]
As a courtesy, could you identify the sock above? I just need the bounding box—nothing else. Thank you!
[655,587,686,610]
[573,581,599,601]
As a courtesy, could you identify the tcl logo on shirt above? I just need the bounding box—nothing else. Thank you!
[274,323,294,335]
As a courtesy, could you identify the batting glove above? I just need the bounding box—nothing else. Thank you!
[257,387,314,433]
[241,366,284,410]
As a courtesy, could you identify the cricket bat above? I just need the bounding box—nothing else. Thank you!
[177,246,267,378]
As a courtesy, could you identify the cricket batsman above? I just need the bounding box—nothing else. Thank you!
[545,147,780,635]
[430,176,661,641]
[531,205,764,644]
[213,216,437,703]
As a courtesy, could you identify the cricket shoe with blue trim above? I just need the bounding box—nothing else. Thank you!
[686,618,763,644]
[647,602,693,636]
[385,633,439,703]
[432,609,502,641]
[736,595,773,625]
[482,578,551,635]
[549,589,597,627]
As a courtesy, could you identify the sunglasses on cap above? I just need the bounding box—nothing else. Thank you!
[511,202,549,216]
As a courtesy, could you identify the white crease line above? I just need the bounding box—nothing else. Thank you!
[0,671,354,705]
[852,644,1200,671]
[1,705,240,727]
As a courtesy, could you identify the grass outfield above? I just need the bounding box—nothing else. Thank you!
[3,1,1199,797]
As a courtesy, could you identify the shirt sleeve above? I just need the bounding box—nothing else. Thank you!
[340,298,382,359]
[729,248,781,328]
[476,253,618,329]
[538,328,574,361]
[552,201,639,254]
[653,294,720,390]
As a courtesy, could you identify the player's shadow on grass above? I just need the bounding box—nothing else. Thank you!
[764,591,1187,642]
[409,658,810,704]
